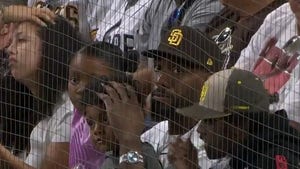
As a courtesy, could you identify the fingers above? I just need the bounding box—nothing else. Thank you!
[30,16,48,27]
[4,6,56,27]
[31,8,56,26]
[97,93,112,111]
[104,85,120,103]
[107,82,139,104]
[97,93,115,125]
[126,84,138,102]
[38,9,56,25]
[42,8,56,20]
[110,82,128,102]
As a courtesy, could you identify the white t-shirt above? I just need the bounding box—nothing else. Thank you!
[24,93,73,168]
[235,2,300,122]
[141,120,217,169]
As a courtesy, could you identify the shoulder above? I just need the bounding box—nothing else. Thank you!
[47,93,74,142]
[146,0,175,15]
[50,94,74,124]
[141,121,169,151]
[263,3,293,25]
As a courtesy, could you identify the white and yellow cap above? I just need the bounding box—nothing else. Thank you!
[177,69,269,120]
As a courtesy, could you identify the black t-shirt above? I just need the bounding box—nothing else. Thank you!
[230,110,300,169]
[0,75,36,154]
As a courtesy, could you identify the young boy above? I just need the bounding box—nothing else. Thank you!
[81,77,163,169]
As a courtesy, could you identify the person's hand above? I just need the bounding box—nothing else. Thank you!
[132,68,155,98]
[98,82,145,151]
[168,137,199,169]
[2,5,56,27]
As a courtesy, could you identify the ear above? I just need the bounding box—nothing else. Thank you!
[0,24,10,35]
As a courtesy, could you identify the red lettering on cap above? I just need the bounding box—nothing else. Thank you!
[276,155,288,169]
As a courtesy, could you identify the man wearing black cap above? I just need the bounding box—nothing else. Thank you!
[143,25,224,129]
[177,68,300,168]
[139,25,224,168]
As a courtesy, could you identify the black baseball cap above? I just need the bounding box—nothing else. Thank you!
[142,26,224,72]
[176,68,270,120]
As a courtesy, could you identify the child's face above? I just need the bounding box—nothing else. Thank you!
[68,54,111,112]
[85,105,117,152]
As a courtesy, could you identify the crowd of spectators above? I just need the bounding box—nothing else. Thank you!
[0,0,300,169]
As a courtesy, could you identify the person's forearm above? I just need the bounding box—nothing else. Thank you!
[119,139,142,155]
[0,144,35,169]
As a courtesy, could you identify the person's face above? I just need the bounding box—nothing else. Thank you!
[68,55,111,112]
[197,118,229,159]
[151,57,210,129]
[197,117,246,159]
[289,0,300,18]
[152,58,210,115]
[7,22,42,81]
[85,105,117,152]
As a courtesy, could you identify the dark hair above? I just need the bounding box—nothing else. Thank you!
[77,42,138,73]
[0,76,35,154]
[77,42,132,109]
[77,42,126,73]
[24,16,83,117]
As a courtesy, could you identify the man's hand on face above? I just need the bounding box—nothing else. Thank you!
[98,82,145,153]
[168,137,200,169]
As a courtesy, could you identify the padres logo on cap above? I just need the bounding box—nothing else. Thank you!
[207,58,213,66]
[168,29,183,46]
[200,82,209,102]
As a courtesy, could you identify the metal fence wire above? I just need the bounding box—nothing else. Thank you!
[0,0,299,169]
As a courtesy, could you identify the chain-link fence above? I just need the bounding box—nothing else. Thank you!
[0,0,299,169]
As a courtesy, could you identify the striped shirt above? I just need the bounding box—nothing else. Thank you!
[69,109,105,169]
